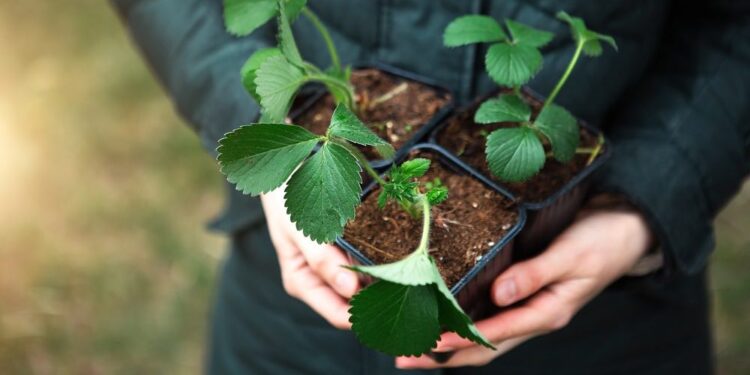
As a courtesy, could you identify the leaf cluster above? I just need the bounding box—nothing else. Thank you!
[224,0,355,122]
[377,159,448,213]
[444,12,616,182]
[217,105,392,243]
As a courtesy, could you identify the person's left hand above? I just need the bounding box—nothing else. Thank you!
[395,207,653,369]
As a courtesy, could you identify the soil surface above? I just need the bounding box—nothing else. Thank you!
[343,150,519,287]
[435,91,601,203]
[295,69,450,159]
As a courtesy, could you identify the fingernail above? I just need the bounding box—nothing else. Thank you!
[335,272,356,295]
[432,345,454,353]
[494,279,517,306]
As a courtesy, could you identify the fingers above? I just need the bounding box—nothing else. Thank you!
[396,336,531,369]
[434,290,571,352]
[274,233,353,329]
[294,281,353,329]
[290,229,360,298]
[491,236,577,307]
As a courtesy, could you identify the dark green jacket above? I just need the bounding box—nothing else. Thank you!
[112,1,750,374]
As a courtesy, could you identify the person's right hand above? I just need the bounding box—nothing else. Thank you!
[261,187,360,329]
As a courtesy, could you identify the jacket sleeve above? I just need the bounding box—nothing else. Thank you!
[594,2,750,276]
[110,0,273,155]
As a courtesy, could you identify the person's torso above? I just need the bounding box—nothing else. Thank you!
[297,0,670,124]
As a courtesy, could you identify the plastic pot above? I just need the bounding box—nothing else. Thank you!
[335,143,526,321]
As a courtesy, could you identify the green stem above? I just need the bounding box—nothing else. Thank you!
[416,195,431,255]
[542,40,584,112]
[334,139,385,186]
[301,7,341,72]
[303,62,323,74]
[586,133,605,166]
[308,73,357,111]
[545,147,597,158]
[399,200,421,220]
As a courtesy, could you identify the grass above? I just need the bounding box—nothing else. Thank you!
[0,2,224,374]
[0,2,747,374]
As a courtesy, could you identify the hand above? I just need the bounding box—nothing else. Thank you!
[396,206,653,369]
[261,187,360,329]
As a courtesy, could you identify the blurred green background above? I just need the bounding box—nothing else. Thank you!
[0,2,747,374]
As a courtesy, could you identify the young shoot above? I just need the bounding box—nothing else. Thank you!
[348,159,493,356]
[224,0,356,122]
[377,159,447,218]
[444,12,616,182]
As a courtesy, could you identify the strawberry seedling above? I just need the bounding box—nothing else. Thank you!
[218,106,492,355]
[444,12,615,182]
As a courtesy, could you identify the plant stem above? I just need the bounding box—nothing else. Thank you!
[416,195,431,255]
[541,40,584,112]
[303,62,323,74]
[301,7,341,72]
[308,73,357,111]
[586,133,605,166]
[334,139,386,186]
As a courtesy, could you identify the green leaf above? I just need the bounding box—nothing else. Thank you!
[443,15,507,47]
[241,48,282,102]
[485,43,542,87]
[328,105,394,158]
[349,251,438,286]
[398,158,431,179]
[432,268,494,349]
[223,0,306,36]
[277,0,303,67]
[426,185,448,206]
[350,255,493,355]
[217,124,320,195]
[556,11,617,57]
[284,0,307,20]
[255,55,307,122]
[485,126,545,182]
[223,0,278,36]
[505,19,554,48]
[474,94,531,124]
[424,178,448,206]
[534,104,579,163]
[350,281,441,356]
[284,142,361,243]
[328,105,395,159]
[324,80,353,107]
[377,190,388,209]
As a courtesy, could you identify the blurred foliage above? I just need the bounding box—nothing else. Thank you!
[0,1,747,374]
[0,1,224,374]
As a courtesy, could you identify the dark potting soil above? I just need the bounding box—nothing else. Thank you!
[295,69,450,159]
[343,151,519,288]
[436,92,601,203]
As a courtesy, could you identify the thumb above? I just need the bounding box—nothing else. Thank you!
[492,237,576,306]
[292,230,360,298]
